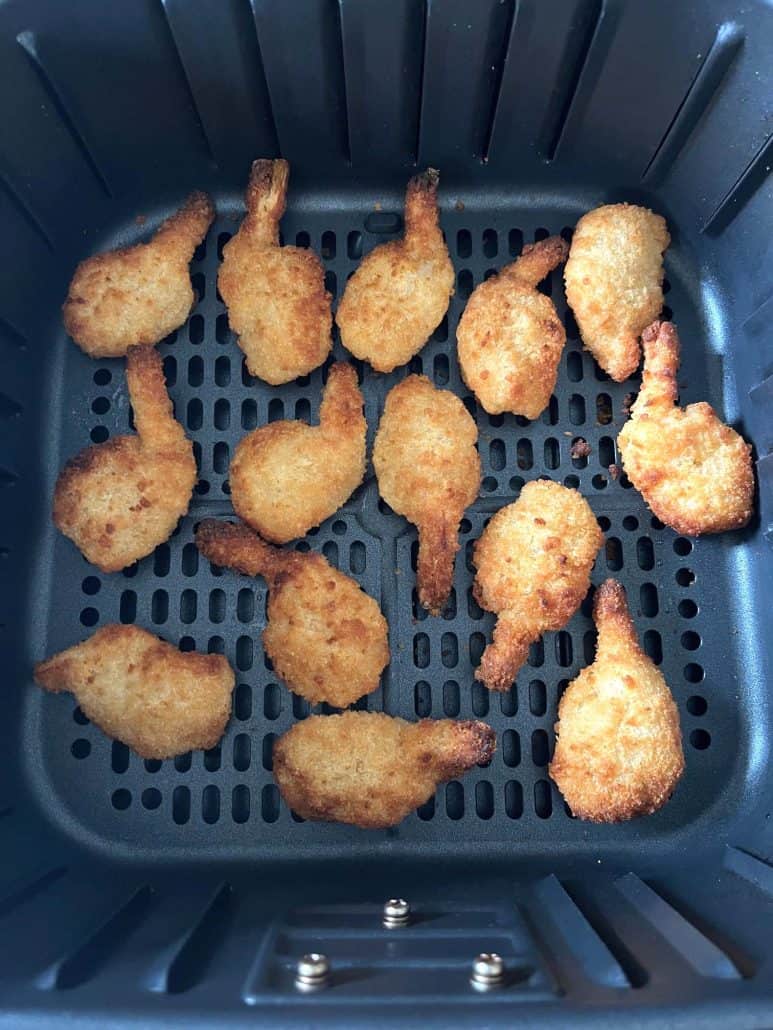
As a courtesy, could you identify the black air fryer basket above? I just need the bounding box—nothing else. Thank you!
[1,0,772,1025]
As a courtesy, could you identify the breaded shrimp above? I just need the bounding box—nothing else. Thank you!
[53,346,196,572]
[196,520,389,708]
[457,236,569,419]
[473,481,603,692]
[63,192,214,357]
[34,625,234,759]
[373,375,480,614]
[218,159,332,384]
[550,579,684,822]
[564,203,670,381]
[273,711,496,828]
[618,321,754,534]
[230,362,366,543]
[337,169,454,372]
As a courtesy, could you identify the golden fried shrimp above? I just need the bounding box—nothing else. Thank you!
[53,347,196,572]
[618,321,754,534]
[195,520,389,708]
[473,481,602,692]
[373,375,480,614]
[273,711,496,828]
[34,625,234,759]
[550,579,684,822]
[457,236,569,419]
[564,203,670,381]
[337,169,454,373]
[230,362,366,543]
[63,192,214,358]
[218,159,331,384]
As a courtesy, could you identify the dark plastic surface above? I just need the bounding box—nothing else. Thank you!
[0,0,771,1025]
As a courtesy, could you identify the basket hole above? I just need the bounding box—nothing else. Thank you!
[112,789,132,811]
[555,631,573,667]
[79,606,99,627]
[446,781,464,820]
[186,398,203,431]
[508,228,523,256]
[215,313,231,345]
[599,436,615,468]
[82,576,101,595]
[640,582,659,617]
[295,230,310,249]
[604,537,622,571]
[475,781,494,819]
[93,368,111,386]
[482,228,498,258]
[623,515,638,531]
[293,694,310,720]
[583,629,596,664]
[529,680,547,716]
[261,784,278,823]
[489,438,506,471]
[262,733,277,772]
[516,439,533,470]
[432,314,449,342]
[690,729,711,750]
[458,269,473,300]
[681,631,701,651]
[592,473,607,489]
[505,781,523,819]
[414,681,432,717]
[202,785,220,825]
[91,396,110,415]
[182,543,199,577]
[528,638,544,668]
[569,393,585,424]
[189,314,204,345]
[322,540,339,566]
[144,758,162,773]
[637,538,655,571]
[71,739,90,759]
[643,630,663,665]
[596,393,613,425]
[679,599,698,618]
[500,685,517,716]
[542,395,559,425]
[180,636,195,653]
[684,663,705,684]
[443,680,460,717]
[503,729,521,767]
[90,426,109,443]
[482,475,497,492]
[470,632,486,666]
[233,734,251,772]
[676,567,696,586]
[214,399,230,431]
[564,474,579,489]
[417,795,436,821]
[687,694,708,716]
[532,730,550,767]
[472,681,490,717]
[236,636,253,672]
[534,780,552,818]
[204,745,221,772]
[456,229,472,259]
[347,230,362,259]
[413,633,430,669]
[235,683,253,721]
[180,589,197,624]
[142,788,161,810]
[233,784,251,824]
[111,741,129,773]
[674,537,693,556]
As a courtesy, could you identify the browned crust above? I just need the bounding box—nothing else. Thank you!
[318,362,365,432]
[245,158,289,224]
[404,167,441,235]
[195,519,299,584]
[506,235,569,287]
[474,617,534,693]
[417,518,459,616]
[154,190,215,247]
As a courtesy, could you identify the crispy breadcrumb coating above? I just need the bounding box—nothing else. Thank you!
[273,711,496,828]
[550,579,684,822]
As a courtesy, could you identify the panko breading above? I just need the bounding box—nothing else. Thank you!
[218,159,332,384]
[550,579,684,822]
[457,236,569,419]
[63,192,214,358]
[34,625,234,759]
[337,169,454,373]
[618,321,754,535]
[53,346,196,572]
[230,362,366,543]
[273,711,496,828]
[373,375,480,614]
[564,203,670,381]
[196,520,389,708]
[473,481,603,692]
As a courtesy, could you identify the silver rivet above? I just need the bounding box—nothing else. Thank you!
[470,952,505,991]
[295,953,330,992]
[383,898,411,928]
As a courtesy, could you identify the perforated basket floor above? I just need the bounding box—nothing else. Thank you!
[25,199,750,864]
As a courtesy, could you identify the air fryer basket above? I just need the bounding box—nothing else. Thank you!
[1,0,771,1025]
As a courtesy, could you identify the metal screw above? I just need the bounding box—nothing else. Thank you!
[295,953,330,992]
[470,952,505,991]
[383,898,411,929]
